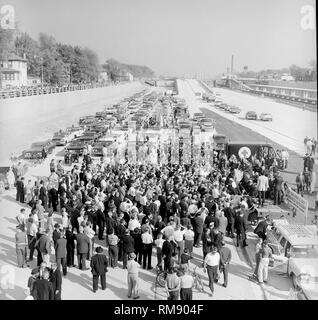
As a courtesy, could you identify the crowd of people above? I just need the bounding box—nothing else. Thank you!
[10,135,296,300]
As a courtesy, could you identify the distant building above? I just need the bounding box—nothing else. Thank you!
[99,71,109,83]
[112,71,133,82]
[27,76,42,86]
[280,73,295,81]
[0,54,28,88]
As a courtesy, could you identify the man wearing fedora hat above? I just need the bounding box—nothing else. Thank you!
[90,246,108,293]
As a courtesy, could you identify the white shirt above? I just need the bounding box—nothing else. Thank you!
[141,232,153,244]
[173,229,185,242]
[184,229,194,241]
[84,226,95,239]
[162,225,175,239]
[154,200,161,209]
[154,238,165,249]
[62,215,69,228]
[180,274,194,289]
[128,218,141,231]
[204,252,220,267]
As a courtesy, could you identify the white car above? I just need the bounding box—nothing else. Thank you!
[267,220,318,300]
[259,113,273,121]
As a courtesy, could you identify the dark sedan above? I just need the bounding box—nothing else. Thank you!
[245,111,258,120]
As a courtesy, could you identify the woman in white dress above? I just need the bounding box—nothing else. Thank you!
[25,179,33,204]
[6,167,15,189]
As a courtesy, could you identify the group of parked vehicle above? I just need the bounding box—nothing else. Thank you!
[203,91,274,121]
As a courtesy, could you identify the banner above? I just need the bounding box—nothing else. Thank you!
[285,184,309,223]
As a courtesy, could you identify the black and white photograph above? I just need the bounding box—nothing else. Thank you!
[0,0,317,304]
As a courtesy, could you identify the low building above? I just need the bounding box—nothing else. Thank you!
[0,54,28,88]
[280,73,295,81]
[112,71,133,82]
[99,71,109,83]
[27,76,42,86]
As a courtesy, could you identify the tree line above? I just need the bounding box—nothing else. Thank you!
[239,60,317,82]
[0,29,100,85]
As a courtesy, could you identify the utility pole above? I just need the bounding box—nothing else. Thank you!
[231,54,234,75]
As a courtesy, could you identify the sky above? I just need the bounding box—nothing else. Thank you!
[1,0,316,77]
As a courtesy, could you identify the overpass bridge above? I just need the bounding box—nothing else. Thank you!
[212,77,317,106]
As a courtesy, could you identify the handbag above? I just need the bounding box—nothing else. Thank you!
[215,267,221,281]
[269,257,275,267]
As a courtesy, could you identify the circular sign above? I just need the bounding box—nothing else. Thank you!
[238,146,251,159]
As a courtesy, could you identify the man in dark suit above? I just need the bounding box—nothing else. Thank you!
[52,224,61,246]
[254,216,271,241]
[274,172,284,205]
[234,210,248,247]
[96,208,106,240]
[90,246,108,292]
[75,226,90,270]
[122,229,135,269]
[65,225,76,267]
[193,212,204,247]
[33,268,54,300]
[219,241,232,287]
[16,177,25,203]
[162,236,174,271]
[50,262,62,300]
[158,193,167,223]
[223,202,235,238]
[55,233,67,276]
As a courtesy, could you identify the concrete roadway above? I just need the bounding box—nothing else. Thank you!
[0,80,298,300]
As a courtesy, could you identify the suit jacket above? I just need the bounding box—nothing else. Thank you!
[234,214,247,234]
[50,269,62,292]
[254,220,268,236]
[37,234,51,254]
[219,246,232,266]
[33,279,54,300]
[274,176,284,191]
[16,180,24,192]
[256,175,269,191]
[90,253,108,275]
[193,216,204,233]
[122,234,135,253]
[75,233,90,254]
[55,237,67,258]
[52,230,60,245]
[223,207,235,223]
[162,240,174,257]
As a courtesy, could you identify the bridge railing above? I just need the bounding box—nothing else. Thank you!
[0,81,121,99]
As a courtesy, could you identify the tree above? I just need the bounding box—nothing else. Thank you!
[0,28,15,60]
[15,32,42,77]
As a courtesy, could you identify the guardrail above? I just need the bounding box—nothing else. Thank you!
[0,81,126,99]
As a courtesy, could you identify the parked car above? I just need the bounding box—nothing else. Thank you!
[228,106,241,114]
[259,113,273,121]
[267,219,318,300]
[30,140,56,154]
[245,111,257,120]
[66,141,86,155]
[22,147,44,159]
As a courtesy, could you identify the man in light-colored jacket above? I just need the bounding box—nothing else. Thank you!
[256,172,269,207]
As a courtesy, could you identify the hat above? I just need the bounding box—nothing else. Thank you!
[95,246,103,253]
[129,252,136,259]
[31,267,40,275]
